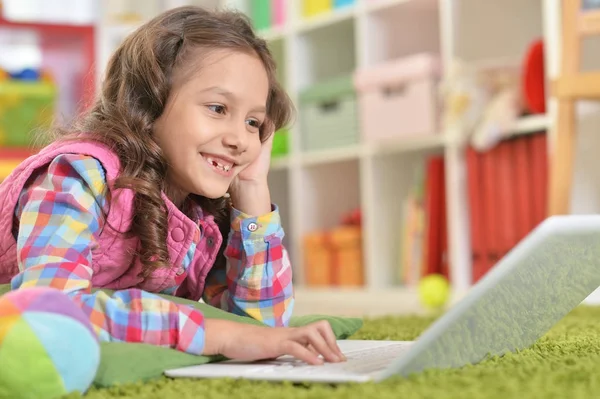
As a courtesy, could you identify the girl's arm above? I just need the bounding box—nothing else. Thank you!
[202,204,294,327]
[11,153,345,365]
[11,154,206,355]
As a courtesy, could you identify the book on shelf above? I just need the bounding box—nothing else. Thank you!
[466,130,548,282]
[398,154,449,286]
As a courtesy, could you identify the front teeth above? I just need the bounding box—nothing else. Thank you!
[206,157,232,172]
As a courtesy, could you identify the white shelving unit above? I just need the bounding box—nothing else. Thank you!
[251,0,553,313]
[94,0,600,315]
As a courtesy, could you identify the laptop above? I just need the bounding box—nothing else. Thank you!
[165,215,600,383]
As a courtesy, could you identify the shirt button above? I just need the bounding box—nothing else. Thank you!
[247,222,258,232]
[207,237,214,247]
[176,267,185,276]
[172,227,185,242]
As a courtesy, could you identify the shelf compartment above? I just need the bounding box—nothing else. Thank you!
[452,0,543,64]
[363,0,440,67]
[300,159,361,231]
[365,147,445,289]
[295,17,356,88]
[299,159,363,288]
[0,21,95,124]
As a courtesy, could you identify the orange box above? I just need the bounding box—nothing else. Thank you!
[328,225,364,287]
[303,231,332,286]
[302,225,364,287]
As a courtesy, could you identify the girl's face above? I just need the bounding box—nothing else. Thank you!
[153,49,269,203]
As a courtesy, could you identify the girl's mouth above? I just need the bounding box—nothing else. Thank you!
[201,154,235,176]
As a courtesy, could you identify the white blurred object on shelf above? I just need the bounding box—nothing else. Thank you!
[0,29,41,73]
[1,0,98,24]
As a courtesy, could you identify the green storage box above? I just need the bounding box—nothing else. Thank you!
[271,127,289,158]
[251,0,271,31]
[299,75,358,152]
[0,79,57,147]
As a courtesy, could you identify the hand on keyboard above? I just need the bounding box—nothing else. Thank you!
[204,319,347,366]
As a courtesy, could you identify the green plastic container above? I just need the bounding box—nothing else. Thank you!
[251,0,271,31]
[299,75,358,152]
[0,80,57,147]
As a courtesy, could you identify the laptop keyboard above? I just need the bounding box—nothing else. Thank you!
[254,343,413,376]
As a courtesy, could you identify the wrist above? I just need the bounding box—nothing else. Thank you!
[202,319,237,356]
[203,319,266,358]
[229,180,271,216]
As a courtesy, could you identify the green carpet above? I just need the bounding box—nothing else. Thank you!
[65,306,600,399]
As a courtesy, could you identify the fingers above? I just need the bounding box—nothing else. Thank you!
[316,321,346,361]
[306,344,319,356]
[303,327,342,363]
[289,321,346,364]
[282,341,324,365]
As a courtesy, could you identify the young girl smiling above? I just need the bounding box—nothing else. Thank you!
[0,6,345,366]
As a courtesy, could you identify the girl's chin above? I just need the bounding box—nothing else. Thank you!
[191,184,230,200]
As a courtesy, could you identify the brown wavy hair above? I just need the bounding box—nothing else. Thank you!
[48,6,294,278]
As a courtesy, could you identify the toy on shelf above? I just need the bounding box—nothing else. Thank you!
[521,39,546,114]
[303,0,332,18]
[0,287,100,399]
[418,273,450,309]
[303,208,364,287]
[0,67,57,148]
[440,58,525,152]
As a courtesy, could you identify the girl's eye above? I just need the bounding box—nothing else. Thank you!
[207,104,226,114]
[246,119,262,130]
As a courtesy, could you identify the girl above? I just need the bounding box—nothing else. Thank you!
[0,6,345,365]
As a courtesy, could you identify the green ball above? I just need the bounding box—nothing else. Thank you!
[418,274,450,309]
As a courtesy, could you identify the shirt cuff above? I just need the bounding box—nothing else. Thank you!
[230,204,282,240]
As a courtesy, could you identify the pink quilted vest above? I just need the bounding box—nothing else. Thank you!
[0,140,223,300]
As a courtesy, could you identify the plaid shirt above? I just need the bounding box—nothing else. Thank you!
[10,153,293,355]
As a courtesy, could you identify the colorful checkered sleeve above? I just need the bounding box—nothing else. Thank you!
[202,205,294,327]
[10,153,206,355]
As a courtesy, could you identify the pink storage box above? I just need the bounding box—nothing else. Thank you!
[273,0,285,26]
[354,53,442,142]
